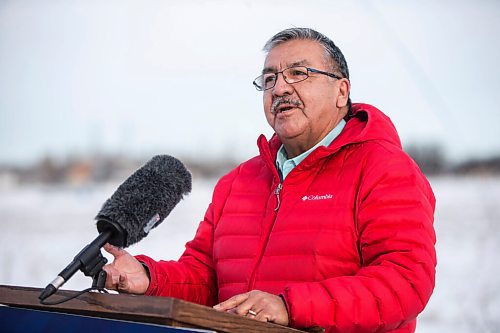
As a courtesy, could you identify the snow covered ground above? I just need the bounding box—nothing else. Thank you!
[1,175,499,332]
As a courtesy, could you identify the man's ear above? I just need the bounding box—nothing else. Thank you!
[336,78,350,108]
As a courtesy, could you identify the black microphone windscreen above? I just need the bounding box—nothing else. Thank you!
[95,155,192,248]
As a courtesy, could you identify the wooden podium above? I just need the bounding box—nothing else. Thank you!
[0,285,318,333]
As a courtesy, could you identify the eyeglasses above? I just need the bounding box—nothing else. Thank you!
[252,66,342,91]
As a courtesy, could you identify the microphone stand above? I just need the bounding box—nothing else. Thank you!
[91,270,108,290]
[39,230,112,301]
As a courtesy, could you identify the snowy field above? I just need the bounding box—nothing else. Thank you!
[1,175,499,332]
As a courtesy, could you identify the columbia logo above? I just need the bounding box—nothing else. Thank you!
[302,194,334,201]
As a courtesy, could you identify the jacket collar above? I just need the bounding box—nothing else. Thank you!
[258,103,402,168]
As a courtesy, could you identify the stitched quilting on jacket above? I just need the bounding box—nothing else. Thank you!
[136,103,436,333]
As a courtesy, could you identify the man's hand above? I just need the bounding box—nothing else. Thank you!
[102,243,150,294]
[213,290,289,326]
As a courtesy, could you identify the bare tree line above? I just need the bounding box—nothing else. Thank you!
[1,145,499,187]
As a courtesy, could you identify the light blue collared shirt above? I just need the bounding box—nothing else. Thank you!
[276,119,346,181]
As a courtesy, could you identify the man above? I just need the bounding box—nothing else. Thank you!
[103,28,436,333]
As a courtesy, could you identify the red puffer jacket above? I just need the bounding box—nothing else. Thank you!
[137,103,436,333]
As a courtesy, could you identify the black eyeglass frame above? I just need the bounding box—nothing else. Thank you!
[252,66,343,91]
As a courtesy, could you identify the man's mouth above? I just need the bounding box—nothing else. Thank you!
[276,105,296,113]
[271,99,302,114]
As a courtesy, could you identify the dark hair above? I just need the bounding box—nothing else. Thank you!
[263,28,352,115]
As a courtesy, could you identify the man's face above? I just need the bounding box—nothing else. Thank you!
[262,39,349,156]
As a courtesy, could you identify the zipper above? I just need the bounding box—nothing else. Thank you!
[248,182,282,291]
[274,183,283,211]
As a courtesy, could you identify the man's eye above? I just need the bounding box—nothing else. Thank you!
[290,69,307,76]
[264,75,276,84]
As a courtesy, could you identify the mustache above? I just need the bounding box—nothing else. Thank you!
[271,97,302,114]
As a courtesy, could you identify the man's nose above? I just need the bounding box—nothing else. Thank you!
[272,73,293,96]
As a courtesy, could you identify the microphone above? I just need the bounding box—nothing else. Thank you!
[39,155,192,301]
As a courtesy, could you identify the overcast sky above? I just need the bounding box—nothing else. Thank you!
[1,0,499,165]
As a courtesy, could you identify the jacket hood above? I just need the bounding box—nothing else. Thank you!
[339,103,402,149]
[258,103,402,160]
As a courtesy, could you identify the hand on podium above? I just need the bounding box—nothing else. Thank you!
[102,244,150,294]
[213,290,289,326]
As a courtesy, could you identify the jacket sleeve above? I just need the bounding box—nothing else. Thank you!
[135,168,239,306]
[281,149,436,332]
[135,201,218,306]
